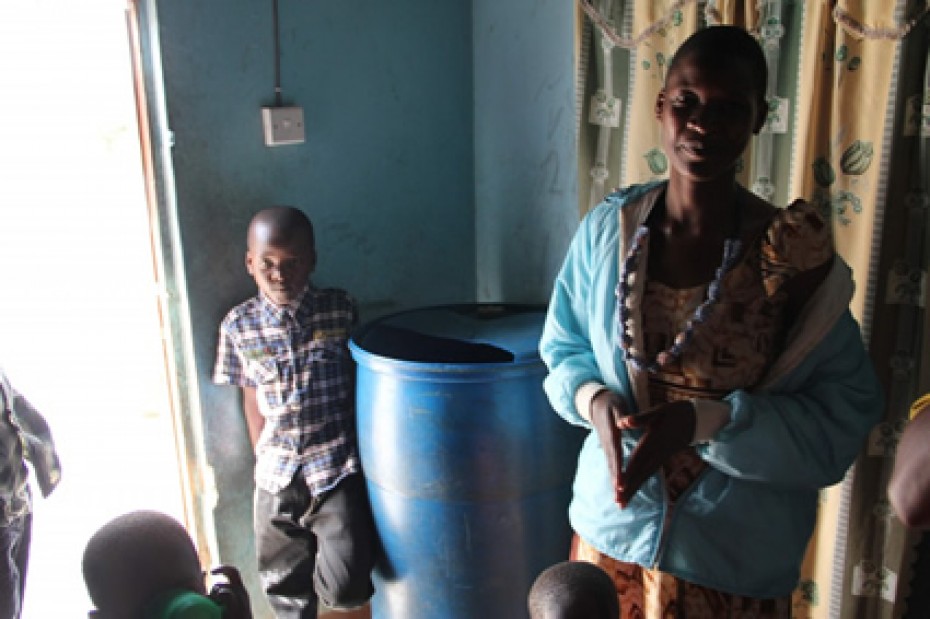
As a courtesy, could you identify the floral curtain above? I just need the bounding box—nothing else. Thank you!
[576,1,930,617]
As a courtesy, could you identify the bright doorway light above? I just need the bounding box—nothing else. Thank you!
[0,1,185,616]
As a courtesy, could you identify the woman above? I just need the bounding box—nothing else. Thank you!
[540,26,883,617]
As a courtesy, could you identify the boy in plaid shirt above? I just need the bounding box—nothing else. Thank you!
[213,207,375,618]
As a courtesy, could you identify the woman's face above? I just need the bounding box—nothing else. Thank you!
[655,50,765,183]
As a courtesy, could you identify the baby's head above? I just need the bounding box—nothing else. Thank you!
[82,510,205,618]
[528,561,619,619]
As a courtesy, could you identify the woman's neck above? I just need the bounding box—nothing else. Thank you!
[644,178,743,289]
[662,176,740,238]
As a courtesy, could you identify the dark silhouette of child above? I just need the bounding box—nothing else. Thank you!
[82,510,251,618]
[528,561,620,619]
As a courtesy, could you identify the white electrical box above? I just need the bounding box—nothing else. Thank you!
[262,106,305,146]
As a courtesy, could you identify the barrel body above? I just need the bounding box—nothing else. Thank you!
[350,305,585,619]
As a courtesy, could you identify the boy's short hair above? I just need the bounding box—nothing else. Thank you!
[247,206,315,248]
[82,510,205,616]
[528,560,619,619]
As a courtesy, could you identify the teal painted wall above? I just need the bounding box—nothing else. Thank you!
[157,1,476,322]
[152,0,577,614]
[474,0,578,303]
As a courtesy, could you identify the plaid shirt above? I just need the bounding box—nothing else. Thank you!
[213,285,360,495]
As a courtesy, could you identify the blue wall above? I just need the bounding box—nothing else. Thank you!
[157,1,476,322]
[152,0,576,614]
[474,0,579,303]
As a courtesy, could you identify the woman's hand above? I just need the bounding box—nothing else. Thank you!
[209,565,252,618]
[616,400,696,507]
[590,389,631,504]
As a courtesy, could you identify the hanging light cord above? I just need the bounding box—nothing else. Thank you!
[272,0,283,106]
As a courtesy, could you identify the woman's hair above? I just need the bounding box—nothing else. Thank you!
[667,25,768,103]
[528,560,620,619]
[82,510,204,615]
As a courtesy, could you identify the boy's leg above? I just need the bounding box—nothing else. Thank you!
[306,473,376,610]
[0,511,31,619]
[254,477,319,619]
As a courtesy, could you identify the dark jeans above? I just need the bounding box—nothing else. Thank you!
[0,510,31,619]
[254,473,376,619]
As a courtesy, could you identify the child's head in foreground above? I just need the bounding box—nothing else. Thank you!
[82,510,206,618]
[528,560,620,619]
[245,206,317,307]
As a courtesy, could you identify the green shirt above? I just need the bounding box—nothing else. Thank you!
[143,590,222,619]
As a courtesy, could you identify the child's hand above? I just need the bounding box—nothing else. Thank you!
[209,565,252,619]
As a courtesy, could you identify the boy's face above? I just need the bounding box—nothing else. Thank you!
[655,50,765,182]
[246,225,316,307]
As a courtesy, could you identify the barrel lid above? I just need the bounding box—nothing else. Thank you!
[351,304,545,364]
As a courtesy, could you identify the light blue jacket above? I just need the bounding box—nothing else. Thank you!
[540,182,884,598]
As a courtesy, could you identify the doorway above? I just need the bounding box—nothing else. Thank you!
[0,2,185,615]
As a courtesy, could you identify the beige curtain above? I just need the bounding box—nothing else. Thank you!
[576,1,930,616]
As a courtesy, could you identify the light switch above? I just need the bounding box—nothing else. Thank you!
[262,106,305,146]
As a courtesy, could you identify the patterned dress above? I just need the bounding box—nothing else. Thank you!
[573,200,833,619]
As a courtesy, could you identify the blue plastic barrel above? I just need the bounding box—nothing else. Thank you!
[350,304,586,619]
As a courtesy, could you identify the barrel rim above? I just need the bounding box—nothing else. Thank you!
[350,302,547,372]
[349,338,544,373]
